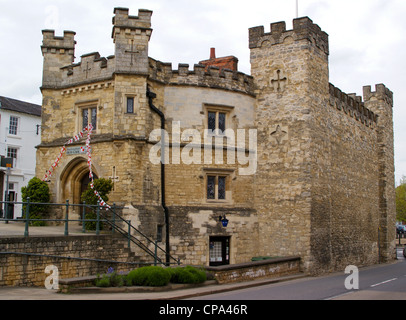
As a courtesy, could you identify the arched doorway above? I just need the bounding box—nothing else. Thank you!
[59,157,99,205]
[80,171,99,200]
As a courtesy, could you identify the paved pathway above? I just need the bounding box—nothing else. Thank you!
[0,275,305,300]
[0,221,97,237]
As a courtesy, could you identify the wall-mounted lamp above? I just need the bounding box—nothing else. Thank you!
[219,215,229,228]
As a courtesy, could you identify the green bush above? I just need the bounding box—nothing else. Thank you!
[21,177,50,226]
[169,266,207,284]
[95,272,125,288]
[80,178,113,230]
[95,274,111,287]
[126,266,171,287]
[94,266,208,288]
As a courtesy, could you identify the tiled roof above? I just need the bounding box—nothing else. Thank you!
[0,96,41,117]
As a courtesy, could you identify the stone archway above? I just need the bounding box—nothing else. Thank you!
[59,157,99,206]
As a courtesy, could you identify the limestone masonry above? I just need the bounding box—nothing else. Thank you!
[36,7,396,274]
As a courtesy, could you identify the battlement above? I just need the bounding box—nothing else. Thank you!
[59,52,115,88]
[329,83,378,128]
[41,30,77,88]
[112,7,153,39]
[363,84,393,107]
[41,30,76,54]
[249,17,329,55]
[149,58,255,96]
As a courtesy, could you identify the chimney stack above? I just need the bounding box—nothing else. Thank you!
[210,48,216,60]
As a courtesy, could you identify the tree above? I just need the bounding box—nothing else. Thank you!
[21,177,51,226]
[80,178,113,230]
[396,178,406,223]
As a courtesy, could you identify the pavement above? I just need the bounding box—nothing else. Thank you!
[0,274,306,300]
[0,220,98,237]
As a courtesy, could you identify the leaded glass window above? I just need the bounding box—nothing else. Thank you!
[207,176,216,200]
[208,112,216,131]
[207,175,228,201]
[218,176,226,200]
[82,109,89,130]
[207,110,228,134]
[82,107,97,130]
[91,108,97,130]
[218,113,226,132]
[127,97,134,113]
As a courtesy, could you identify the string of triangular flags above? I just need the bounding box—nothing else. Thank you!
[42,124,111,209]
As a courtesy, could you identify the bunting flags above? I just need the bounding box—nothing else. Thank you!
[42,124,111,209]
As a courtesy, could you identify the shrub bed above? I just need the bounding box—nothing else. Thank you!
[95,266,208,288]
[126,266,171,287]
[169,266,206,284]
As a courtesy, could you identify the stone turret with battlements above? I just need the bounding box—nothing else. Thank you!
[41,30,76,88]
[112,7,153,75]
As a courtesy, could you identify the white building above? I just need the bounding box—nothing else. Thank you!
[0,96,41,218]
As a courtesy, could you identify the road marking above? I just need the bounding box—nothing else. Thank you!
[325,291,356,300]
[370,278,397,288]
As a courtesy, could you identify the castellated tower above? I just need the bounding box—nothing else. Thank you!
[250,17,330,272]
[363,84,396,265]
[41,30,76,88]
[112,7,153,75]
[250,17,395,273]
[37,8,158,214]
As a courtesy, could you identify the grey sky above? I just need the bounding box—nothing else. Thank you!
[1,0,405,183]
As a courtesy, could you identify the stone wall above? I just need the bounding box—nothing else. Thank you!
[206,257,301,284]
[0,235,142,287]
[249,17,395,274]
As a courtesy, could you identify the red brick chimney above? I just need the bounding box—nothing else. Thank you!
[199,48,238,72]
[210,47,216,59]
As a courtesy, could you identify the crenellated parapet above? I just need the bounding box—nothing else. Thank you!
[329,83,378,128]
[112,7,153,75]
[41,30,77,88]
[249,17,329,55]
[363,84,393,107]
[59,52,115,88]
[148,59,255,96]
[41,29,76,54]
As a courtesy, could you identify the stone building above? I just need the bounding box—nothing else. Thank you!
[36,7,395,274]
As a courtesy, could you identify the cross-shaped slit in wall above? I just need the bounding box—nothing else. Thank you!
[125,40,140,66]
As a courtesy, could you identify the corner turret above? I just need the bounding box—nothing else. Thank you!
[112,7,153,75]
[249,17,328,55]
[41,30,76,88]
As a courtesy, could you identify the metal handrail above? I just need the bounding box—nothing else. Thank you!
[97,204,180,266]
[0,199,180,266]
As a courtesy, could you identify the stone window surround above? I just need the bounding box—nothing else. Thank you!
[203,103,235,135]
[203,168,234,205]
[125,94,138,115]
[74,99,99,132]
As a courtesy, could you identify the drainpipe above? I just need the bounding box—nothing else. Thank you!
[147,86,170,266]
